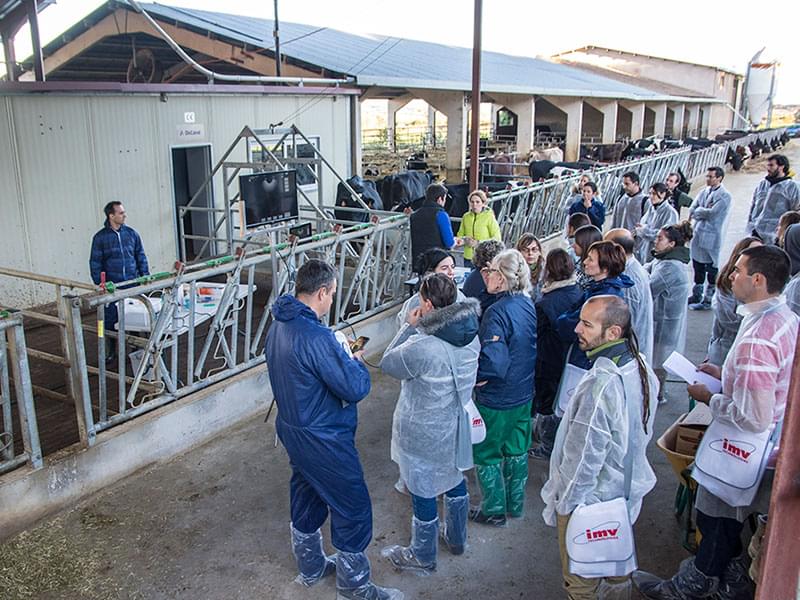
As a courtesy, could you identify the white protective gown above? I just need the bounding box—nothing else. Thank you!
[623,256,654,362]
[706,288,740,367]
[541,352,659,527]
[635,200,679,264]
[381,300,481,498]
[647,256,691,368]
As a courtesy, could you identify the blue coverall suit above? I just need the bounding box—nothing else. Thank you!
[265,294,373,553]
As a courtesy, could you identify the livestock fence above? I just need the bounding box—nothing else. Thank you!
[0,127,785,476]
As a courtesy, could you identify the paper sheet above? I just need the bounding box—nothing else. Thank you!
[662,351,722,393]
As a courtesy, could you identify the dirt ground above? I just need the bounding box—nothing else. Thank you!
[1,142,796,599]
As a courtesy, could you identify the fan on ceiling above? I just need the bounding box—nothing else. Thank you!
[126,48,163,84]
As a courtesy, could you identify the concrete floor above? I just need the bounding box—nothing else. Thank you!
[2,142,797,600]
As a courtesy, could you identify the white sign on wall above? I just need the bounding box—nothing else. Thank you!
[176,124,205,140]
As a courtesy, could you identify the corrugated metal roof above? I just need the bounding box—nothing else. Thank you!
[135,2,714,102]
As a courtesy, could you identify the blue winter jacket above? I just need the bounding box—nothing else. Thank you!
[475,292,537,410]
[568,197,606,229]
[265,295,371,446]
[556,274,634,369]
[89,222,149,284]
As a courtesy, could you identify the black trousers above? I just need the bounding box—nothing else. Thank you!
[694,510,744,577]
[692,259,718,287]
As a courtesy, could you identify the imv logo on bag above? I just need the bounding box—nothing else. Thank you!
[572,521,622,544]
[709,438,756,462]
[472,416,484,427]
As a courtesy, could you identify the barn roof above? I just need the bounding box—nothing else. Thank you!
[28,1,722,103]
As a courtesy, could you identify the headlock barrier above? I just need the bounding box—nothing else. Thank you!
[0,126,787,475]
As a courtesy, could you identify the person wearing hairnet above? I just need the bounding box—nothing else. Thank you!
[542,295,659,600]
[470,249,537,527]
[380,274,481,573]
[647,222,693,402]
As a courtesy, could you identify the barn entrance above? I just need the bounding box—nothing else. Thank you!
[171,145,214,262]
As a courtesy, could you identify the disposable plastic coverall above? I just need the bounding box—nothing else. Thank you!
[689,185,732,266]
[541,343,659,527]
[635,200,679,264]
[612,190,645,234]
[706,288,740,367]
[264,294,373,553]
[647,249,691,368]
[785,275,800,317]
[784,224,800,316]
[695,297,799,522]
[623,257,654,362]
[747,177,800,245]
[381,299,481,498]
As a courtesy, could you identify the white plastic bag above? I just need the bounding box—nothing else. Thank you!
[566,498,637,578]
[692,419,774,507]
[465,398,486,444]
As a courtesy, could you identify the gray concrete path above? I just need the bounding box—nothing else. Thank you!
[2,142,797,600]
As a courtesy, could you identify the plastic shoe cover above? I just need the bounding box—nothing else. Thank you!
[290,524,336,586]
[475,463,506,516]
[689,301,712,311]
[381,517,438,574]
[713,554,754,600]
[441,493,468,555]
[336,551,404,600]
[529,415,560,460]
[688,284,704,305]
[468,507,507,527]
[597,579,632,600]
[393,478,410,496]
[633,558,719,599]
[503,454,529,518]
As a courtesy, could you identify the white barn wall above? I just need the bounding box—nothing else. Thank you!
[0,92,352,308]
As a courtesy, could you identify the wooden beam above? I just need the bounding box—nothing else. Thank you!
[25,7,322,81]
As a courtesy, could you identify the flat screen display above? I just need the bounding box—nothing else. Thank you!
[239,170,298,227]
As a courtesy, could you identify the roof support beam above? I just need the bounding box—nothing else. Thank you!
[490,93,535,155]
[585,98,618,144]
[686,104,701,138]
[650,102,668,137]
[387,94,413,152]
[412,89,468,183]
[620,100,645,140]
[545,96,583,162]
[669,103,685,139]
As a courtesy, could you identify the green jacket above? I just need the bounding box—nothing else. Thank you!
[457,209,501,261]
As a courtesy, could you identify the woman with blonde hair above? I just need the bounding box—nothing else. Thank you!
[455,189,501,268]
[470,249,538,527]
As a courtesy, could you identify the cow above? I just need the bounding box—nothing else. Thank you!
[528,146,564,163]
[529,159,557,181]
[581,142,626,163]
[725,146,743,171]
[334,175,383,222]
[379,170,435,211]
[406,151,429,171]
[684,137,715,151]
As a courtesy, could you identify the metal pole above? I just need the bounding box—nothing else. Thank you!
[468,0,483,191]
[26,0,45,82]
[273,0,282,77]
[765,62,776,130]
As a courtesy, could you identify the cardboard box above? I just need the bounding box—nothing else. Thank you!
[675,404,712,456]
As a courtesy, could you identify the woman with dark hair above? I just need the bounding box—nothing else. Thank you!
[571,224,603,289]
[568,181,606,228]
[515,233,544,299]
[397,247,463,326]
[635,182,679,264]
[647,221,693,401]
[380,274,481,573]
[775,210,800,248]
[706,236,763,366]
[530,248,582,460]
[556,240,634,369]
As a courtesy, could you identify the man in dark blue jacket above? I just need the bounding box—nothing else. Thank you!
[264,259,401,600]
[89,201,149,360]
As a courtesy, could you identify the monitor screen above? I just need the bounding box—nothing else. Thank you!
[239,170,298,227]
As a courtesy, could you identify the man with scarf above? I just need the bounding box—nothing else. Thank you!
[747,154,800,245]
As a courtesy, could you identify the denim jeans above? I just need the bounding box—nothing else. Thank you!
[410,479,467,521]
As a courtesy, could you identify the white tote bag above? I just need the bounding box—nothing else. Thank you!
[555,345,588,417]
[566,375,637,578]
[691,419,776,507]
[465,397,487,444]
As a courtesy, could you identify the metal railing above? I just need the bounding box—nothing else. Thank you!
[0,312,42,475]
[63,212,412,445]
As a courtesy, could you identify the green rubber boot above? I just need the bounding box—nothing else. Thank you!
[503,454,529,518]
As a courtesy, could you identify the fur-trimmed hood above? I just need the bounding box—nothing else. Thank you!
[417,297,481,347]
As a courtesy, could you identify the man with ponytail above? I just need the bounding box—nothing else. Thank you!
[542,295,659,599]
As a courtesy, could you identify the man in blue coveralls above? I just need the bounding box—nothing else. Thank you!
[264,259,403,600]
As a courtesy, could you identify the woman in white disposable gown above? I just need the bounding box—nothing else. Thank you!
[635,182,679,264]
[783,223,800,316]
[398,247,464,326]
[647,221,693,401]
[706,236,763,366]
[380,274,481,573]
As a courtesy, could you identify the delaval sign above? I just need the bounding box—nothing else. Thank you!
[572,521,622,544]
[176,124,206,140]
[709,438,756,463]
